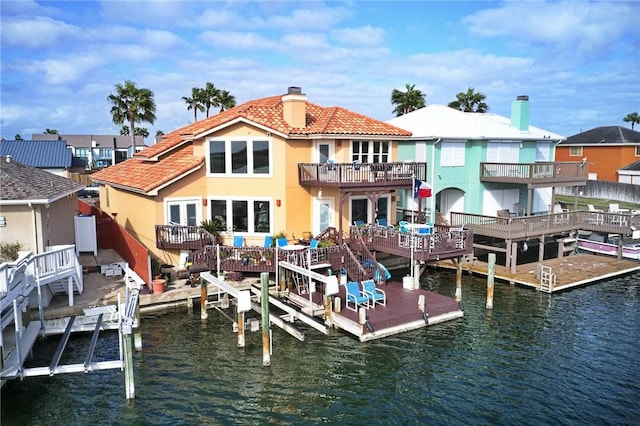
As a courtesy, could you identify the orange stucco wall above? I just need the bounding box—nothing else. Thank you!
[555,145,640,182]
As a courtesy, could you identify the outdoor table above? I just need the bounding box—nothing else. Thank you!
[404,223,432,234]
[280,244,306,264]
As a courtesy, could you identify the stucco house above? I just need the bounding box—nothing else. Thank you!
[387,96,583,221]
[0,156,85,254]
[90,87,417,267]
[555,126,640,183]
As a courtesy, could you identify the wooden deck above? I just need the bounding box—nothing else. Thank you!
[286,280,463,342]
[432,253,640,293]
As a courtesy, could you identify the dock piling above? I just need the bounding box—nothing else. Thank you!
[260,272,271,367]
[486,253,495,309]
[200,279,208,320]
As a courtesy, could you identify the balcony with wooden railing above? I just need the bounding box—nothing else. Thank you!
[450,210,638,240]
[298,161,427,189]
[480,162,589,187]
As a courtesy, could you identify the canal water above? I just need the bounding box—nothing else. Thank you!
[2,270,639,425]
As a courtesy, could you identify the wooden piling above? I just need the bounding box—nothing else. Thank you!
[260,272,270,367]
[237,311,245,347]
[486,253,495,309]
[134,300,142,351]
[455,258,462,301]
[200,279,208,320]
[324,295,333,326]
[124,333,135,399]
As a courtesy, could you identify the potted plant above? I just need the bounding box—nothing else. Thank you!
[201,218,224,245]
[264,250,274,266]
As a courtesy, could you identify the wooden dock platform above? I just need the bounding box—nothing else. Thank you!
[285,281,463,342]
[432,253,640,292]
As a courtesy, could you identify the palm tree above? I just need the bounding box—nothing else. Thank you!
[390,84,426,116]
[202,82,220,117]
[217,90,236,112]
[623,112,640,130]
[183,87,206,122]
[448,87,489,113]
[107,80,156,153]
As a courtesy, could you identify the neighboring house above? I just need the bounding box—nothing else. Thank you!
[90,87,415,267]
[618,160,640,185]
[0,156,85,253]
[387,96,583,221]
[32,133,147,169]
[0,139,73,177]
[555,126,640,182]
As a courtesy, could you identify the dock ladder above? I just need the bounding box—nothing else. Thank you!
[538,265,555,293]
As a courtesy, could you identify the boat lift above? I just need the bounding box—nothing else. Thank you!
[0,247,142,399]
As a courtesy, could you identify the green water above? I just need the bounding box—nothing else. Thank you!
[2,270,640,425]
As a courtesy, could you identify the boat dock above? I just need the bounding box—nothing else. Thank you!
[433,252,640,293]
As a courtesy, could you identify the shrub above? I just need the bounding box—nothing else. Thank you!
[0,242,22,262]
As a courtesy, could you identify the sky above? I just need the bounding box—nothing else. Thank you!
[1,0,639,143]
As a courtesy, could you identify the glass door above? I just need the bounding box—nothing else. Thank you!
[314,197,334,235]
[167,200,199,226]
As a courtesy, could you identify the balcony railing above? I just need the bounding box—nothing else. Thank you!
[298,162,427,188]
[450,210,638,240]
[480,162,589,187]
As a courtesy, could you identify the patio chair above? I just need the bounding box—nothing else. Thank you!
[276,237,288,247]
[588,204,603,212]
[353,220,365,227]
[263,235,273,248]
[345,281,370,312]
[376,218,394,228]
[233,236,245,247]
[309,238,319,262]
[398,220,409,233]
[361,279,386,307]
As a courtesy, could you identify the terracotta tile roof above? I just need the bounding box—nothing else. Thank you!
[102,92,410,192]
[91,144,203,194]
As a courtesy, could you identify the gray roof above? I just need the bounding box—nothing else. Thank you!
[619,160,640,171]
[0,156,85,204]
[0,140,72,168]
[31,133,146,149]
[560,126,640,145]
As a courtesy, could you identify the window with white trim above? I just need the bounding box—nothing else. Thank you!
[635,146,640,156]
[352,140,389,163]
[569,146,583,156]
[441,141,465,167]
[209,198,272,234]
[208,138,271,175]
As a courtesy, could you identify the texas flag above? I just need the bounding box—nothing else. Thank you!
[413,179,432,199]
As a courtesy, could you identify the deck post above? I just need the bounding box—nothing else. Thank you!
[200,279,208,320]
[455,258,462,301]
[187,295,193,314]
[538,236,545,262]
[505,238,512,268]
[412,263,420,289]
[487,253,495,309]
[510,242,518,276]
[260,272,271,367]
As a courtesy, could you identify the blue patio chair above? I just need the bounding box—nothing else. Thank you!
[233,236,245,247]
[361,279,386,307]
[345,281,370,312]
[263,235,273,248]
[277,237,288,247]
[377,218,394,229]
[353,220,365,227]
[398,220,409,233]
[309,238,319,261]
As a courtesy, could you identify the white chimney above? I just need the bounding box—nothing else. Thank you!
[282,86,307,128]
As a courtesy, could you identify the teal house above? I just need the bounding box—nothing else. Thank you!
[387,96,568,224]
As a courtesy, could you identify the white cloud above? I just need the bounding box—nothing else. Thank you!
[332,25,386,47]
[1,16,80,49]
[198,31,277,50]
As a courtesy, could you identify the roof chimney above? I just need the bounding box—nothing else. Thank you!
[282,86,307,128]
[511,95,530,131]
[6,155,12,163]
